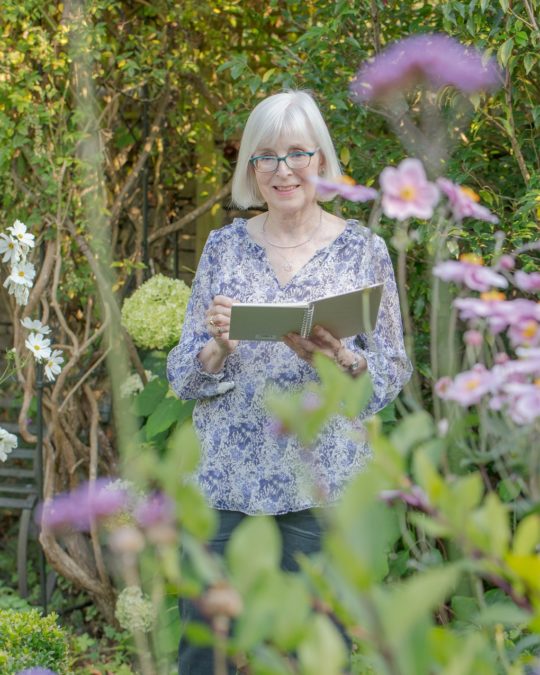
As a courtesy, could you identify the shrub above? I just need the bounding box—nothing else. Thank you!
[121,274,191,350]
[0,609,70,675]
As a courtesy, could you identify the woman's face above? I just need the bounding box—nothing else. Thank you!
[251,134,323,216]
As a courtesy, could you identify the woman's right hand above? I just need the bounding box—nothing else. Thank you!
[206,295,239,354]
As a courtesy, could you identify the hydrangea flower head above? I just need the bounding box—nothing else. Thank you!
[379,158,440,221]
[115,586,156,633]
[310,175,378,202]
[121,274,191,350]
[0,426,18,462]
[350,33,501,103]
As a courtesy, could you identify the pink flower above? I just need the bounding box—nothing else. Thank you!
[37,479,129,533]
[433,255,508,292]
[505,382,540,425]
[310,175,378,202]
[464,329,483,347]
[437,364,497,407]
[350,33,501,103]
[379,158,439,221]
[497,255,515,271]
[514,270,540,293]
[508,319,540,348]
[436,178,499,223]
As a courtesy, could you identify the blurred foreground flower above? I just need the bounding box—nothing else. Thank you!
[0,426,18,462]
[350,33,501,103]
[15,669,58,675]
[380,158,439,220]
[37,478,129,533]
[310,175,378,202]
[433,254,508,292]
[436,178,499,223]
[115,586,156,633]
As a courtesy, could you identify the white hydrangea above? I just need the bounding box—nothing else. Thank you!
[0,427,17,462]
[115,586,156,633]
[119,370,157,398]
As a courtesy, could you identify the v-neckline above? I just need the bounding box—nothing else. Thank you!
[240,218,353,291]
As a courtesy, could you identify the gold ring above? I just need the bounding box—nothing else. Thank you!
[209,317,215,327]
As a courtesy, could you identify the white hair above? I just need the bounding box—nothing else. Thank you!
[231,90,342,209]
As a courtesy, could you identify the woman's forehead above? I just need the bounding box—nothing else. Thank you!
[255,133,315,153]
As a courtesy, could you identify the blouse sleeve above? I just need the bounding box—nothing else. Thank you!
[343,232,412,417]
[167,231,235,400]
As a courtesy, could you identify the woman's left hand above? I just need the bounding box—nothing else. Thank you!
[283,325,366,374]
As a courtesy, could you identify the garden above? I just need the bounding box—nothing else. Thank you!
[0,1,539,674]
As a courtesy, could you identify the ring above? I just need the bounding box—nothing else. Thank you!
[218,327,225,335]
[209,317,215,327]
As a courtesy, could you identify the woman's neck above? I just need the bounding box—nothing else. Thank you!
[264,204,322,242]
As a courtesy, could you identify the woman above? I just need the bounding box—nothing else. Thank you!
[167,90,412,674]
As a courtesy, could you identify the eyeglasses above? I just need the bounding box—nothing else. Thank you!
[249,148,319,173]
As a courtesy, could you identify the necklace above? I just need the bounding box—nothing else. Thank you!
[262,207,323,249]
[262,208,323,273]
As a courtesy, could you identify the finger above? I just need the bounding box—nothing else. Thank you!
[312,325,342,351]
[213,295,235,307]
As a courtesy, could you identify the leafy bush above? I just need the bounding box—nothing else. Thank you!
[0,609,70,675]
[121,274,191,350]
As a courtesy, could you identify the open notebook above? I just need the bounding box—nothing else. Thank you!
[228,283,383,341]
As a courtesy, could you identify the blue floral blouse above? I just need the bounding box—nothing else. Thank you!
[167,218,412,515]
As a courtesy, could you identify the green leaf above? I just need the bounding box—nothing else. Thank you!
[524,54,537,74]
[340,146,350,166]
[498,38,514,68]
[499,0,509,10]
[297,614,347,675]
[513,514,540,556]
[474,603,530,627]
[226,517,281,593]
[144,397,185,439]
[389,411,435,457]
[167,421,200,475]
[132,377,169,417]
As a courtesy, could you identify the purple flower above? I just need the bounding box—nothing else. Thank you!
[514,270,540,293]
[37,478,129,533]
[436,178,499,223]
[508,319,540,348]
[433,255,508,292]
[379,158,440,220]
[350,33,501,103]
[310,175,378,202]
[497,254,515,271]
[464,329,483,347]
[16,669,58,675]
[135,492,175,529]
[504,382,540,425]
[436,363,499,407]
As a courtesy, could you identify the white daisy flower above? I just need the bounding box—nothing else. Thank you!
[25,332,52,362]
[0,427,17,462]
[20,317,51,334]
[13,284,30,306]
[44,349,64,381]
[5,261,36,288]
[0,233,22,264]
[7,220,35,250]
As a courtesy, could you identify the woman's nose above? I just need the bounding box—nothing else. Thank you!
[275,159,292,176]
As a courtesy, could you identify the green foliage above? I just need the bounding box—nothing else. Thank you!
[0,608,70,674]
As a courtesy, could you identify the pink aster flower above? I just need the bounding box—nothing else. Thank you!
[350,33,501,103]
[508,319,540,348]
[497,255,515,271]
[37,478,129,533]
[437,363,497,407]
[433,255,508,292]
[379,158,439,220]
[504,382,540,425]
[436,178,499,223]
[135,492,175,529]
[514,270,540,293]
[310,175,378,202]
[464,329,483,347]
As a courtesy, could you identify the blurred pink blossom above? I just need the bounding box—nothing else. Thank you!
[379,158,440,221]
[464,329,483,347]
[497,255,515,271]
[310,175,378,202]
[433,256,508,292]
[37,479,129,533]
[436,178,499,223]
[508,319,540,348]
[350,33,501,103]
[514,270,540,293]
[504,382,540,425]
[437,364,498,407]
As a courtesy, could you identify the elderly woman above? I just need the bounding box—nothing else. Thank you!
[167,90,411,674]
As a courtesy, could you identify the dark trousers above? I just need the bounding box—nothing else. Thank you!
[178,508,324,675]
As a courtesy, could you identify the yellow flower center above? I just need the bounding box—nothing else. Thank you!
[339,175,356,185]
[466,378,480,390]
[35,345,40,351]
[460,253,483,266]
[534,379,540,387]
[481,291,505,302]
[459,186,480,202]
[18,270,25,277]
[522,321,538,340]
[399,185,416,201]
[8,242,14,249]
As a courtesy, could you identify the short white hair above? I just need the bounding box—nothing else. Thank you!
[231,90,342,209]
